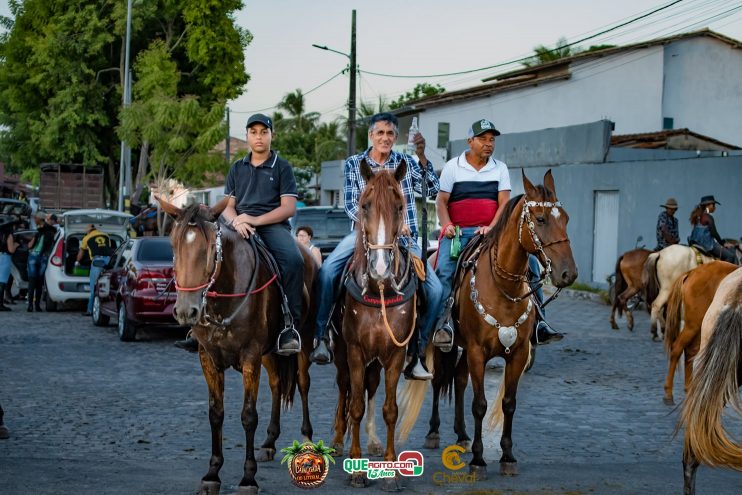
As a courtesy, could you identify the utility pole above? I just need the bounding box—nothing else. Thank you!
[348,10,357,156]
[225,107,231,164]
[118,0,133,212]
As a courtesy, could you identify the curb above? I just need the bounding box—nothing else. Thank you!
[544,286,607,304]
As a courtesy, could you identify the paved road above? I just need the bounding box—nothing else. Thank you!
[1,296,740,495]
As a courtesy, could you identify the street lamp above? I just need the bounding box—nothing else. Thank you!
[312,10,356,157]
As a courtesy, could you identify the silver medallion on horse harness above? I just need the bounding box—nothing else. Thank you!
[469,274,533,354]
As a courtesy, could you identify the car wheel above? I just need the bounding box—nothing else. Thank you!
[43,288,58,312]
[92,295,110,326]
[117,303,136,342]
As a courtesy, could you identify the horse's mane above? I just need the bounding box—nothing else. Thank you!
[482,185,554,250]
[171,203,217,244]
[352,168,406,269]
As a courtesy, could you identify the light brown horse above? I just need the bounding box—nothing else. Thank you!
[423,170,577,479]
[679,267,742,495]
[664,261,737,405]
[159,197,317,495]
[610,248,651,331]
[662,261,737,405]
[335,159,422,491]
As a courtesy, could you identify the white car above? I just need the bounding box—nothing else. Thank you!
[43,209,131,311]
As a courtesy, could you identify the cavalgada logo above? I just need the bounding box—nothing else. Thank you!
[441,444,466,470]
[433,444,477,485]
[281,440,335,489]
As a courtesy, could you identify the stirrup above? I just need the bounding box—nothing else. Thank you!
[275,325,301,356]
[310,338,333,365]
[432,320,454,353]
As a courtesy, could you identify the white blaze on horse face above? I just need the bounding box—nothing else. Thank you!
[373,216,388,276]
[185,230,197,244]
[551,207,561,220]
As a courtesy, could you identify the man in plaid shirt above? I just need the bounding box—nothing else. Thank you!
[310,113,443,380]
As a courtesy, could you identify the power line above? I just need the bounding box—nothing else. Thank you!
[358,0,687,79]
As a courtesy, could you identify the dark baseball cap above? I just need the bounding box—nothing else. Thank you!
[246,113,273,130]
[469,119,501,137]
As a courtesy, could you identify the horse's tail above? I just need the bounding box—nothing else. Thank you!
[438,346,460,402]
[397,344,435,444]
[643,252,661,308]
[277,355,298,410]
[487,342,532,431]
[664,273,687,355]
[679,304,742,469]
[613,254,627,317]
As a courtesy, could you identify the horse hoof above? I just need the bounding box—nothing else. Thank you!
[348,472,369,488]
[381,475,402,492]
[255,447,275,462]
[651,335,661,342]
[367,441,384,457]
[423,433,440,450]
[663,396,675,406]
[456,440,472,453]
[197,480,221,495]
[500,461,518,476]
[469,464,487,481]
[610,322,619,330]
[332,443,344,457]
[232,486,258,495]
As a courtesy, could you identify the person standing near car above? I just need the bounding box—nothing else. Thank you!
[78,224,114,316]
[26,211,56,312]
[0,219,20,312]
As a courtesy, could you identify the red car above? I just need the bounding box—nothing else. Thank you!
[92,236,182,341]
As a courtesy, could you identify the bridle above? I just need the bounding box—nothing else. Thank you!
[173,221,273,327]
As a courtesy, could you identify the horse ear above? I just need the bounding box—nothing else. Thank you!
[210,195,230,218]
[394,159,408,183]
[155,194,182,218]
[522,170,538,199]
[543,169,556,198]
[360,159,374,182]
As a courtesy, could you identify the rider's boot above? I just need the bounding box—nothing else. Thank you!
[310,336,333,364]
[0,284,10,312]
[432,297,454,352]
[531,304,563,345]
[404,354,433,381]
[174,330,199,353]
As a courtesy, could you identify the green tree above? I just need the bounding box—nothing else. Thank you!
[523,37,576,67]
[0,0,249,205]
[389,83,445,109]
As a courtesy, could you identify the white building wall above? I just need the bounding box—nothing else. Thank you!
[662,38,742,147]
[418,47,666,159]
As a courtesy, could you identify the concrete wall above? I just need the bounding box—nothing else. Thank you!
[319,160,343,206]
[418,47,665,160]
[663,37,742,147]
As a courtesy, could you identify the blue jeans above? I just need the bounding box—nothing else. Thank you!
[528,254,544,307]
[27,253,49,281]
[88,256,110,313]
[314,232,443,353]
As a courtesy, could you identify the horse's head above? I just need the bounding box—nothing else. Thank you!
[157,195,230,326]
[520,170,578,287]
[355,158,408,282]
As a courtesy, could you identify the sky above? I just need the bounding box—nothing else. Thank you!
[2,0,742,138]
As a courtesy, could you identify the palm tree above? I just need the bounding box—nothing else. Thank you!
[277,89,319,133]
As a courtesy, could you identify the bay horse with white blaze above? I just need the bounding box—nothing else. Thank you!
[159,197,317,495]
[335,159,423,491]
[423,170,577,479]
[679,267,742,495]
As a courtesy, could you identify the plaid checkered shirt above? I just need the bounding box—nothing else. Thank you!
[343,148,439,240]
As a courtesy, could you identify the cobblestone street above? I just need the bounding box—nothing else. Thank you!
[1,296,740,494]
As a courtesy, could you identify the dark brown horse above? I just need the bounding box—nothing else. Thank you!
[158,197,317,495]
[662,261,737,405]
[609,248,651,331]
[679,267,742,495]
[423,170,577,479]
[333,159,423,491]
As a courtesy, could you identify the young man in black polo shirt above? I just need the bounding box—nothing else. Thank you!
[175,113,303,355]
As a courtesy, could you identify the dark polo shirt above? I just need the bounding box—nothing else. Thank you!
[224,151,298,228]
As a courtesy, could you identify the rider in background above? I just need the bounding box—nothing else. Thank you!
[432,119,563,348]
[655,197,679,250]
[689,195,735,263]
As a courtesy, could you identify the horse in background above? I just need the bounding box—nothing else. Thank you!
[420,170,577,479]
[661,261,737,405]
[158,197,317,495]
[642,244,715,341]
[679,267,742,495]
[609,248,651,331]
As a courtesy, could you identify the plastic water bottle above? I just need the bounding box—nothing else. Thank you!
[407,117,419,156]
[450,226,462,260]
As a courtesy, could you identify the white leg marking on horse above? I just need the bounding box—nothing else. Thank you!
[374,217,387,276]
[551,208,561,220]
[366,394,380,444]
[185,230,196,243]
